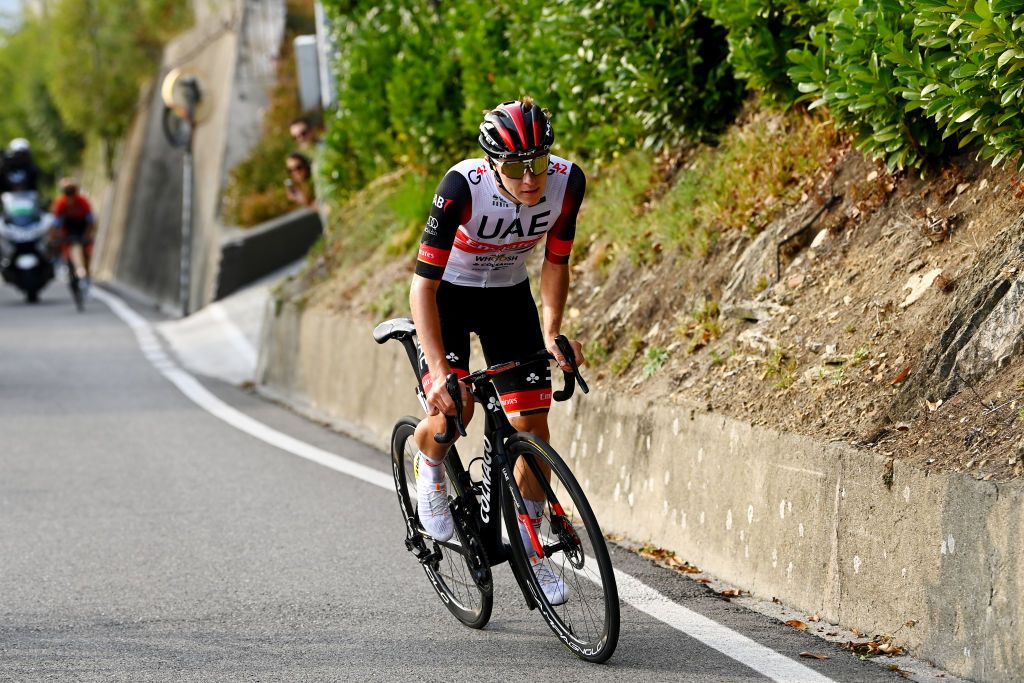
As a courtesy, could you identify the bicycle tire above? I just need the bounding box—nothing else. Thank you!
[390,416,493,629]
[69,275,84,312]
[501,432,620,663]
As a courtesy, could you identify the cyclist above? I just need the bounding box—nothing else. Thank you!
[410,97,586,605]
[50,178,96,288]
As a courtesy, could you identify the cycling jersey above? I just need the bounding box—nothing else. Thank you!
[51,194,94,236]
[415,155,585,287]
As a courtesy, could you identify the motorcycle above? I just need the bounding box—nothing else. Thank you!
[0,191,55,303]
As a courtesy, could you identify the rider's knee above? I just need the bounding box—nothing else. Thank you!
[510,412,549,438]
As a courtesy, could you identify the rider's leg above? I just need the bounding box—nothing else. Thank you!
[509,410,569,605]
[411,401,473,542]
[510,411,552,500]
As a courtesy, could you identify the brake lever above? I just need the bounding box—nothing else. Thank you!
[552,335,589,401]
[433,372,467,443]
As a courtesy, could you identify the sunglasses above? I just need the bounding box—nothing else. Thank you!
[494,154,549,179]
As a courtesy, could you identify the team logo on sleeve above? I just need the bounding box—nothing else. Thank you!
[432,194,454,212]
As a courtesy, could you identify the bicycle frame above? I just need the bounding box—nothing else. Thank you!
[388,329,578,607]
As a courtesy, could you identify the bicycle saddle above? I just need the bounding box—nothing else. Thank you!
[372,317,416,344]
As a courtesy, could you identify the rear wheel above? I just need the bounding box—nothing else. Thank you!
[390,417,492,629]
[501,433,620,663]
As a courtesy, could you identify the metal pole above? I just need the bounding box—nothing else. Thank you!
[180,141,193,317]
[179,78,199,318]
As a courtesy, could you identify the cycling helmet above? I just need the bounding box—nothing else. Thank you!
[8,138,30,153]
[478,98,554,160]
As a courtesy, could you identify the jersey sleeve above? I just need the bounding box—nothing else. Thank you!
[544,164,586,265]
[415,169,473,280]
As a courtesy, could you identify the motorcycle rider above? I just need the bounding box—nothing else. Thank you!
[0,139,41,193]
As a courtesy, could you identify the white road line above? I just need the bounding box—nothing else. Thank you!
[95,287,836,683]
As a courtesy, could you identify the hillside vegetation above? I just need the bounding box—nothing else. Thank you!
[289,1,1024,480]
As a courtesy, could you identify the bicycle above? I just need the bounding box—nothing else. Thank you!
[59,233,87,312]
[373,317,620,663]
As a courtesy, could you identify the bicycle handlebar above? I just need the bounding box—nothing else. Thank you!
[432,335,589,442]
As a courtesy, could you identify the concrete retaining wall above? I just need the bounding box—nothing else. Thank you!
[216,209,321,300]
[257,300,1023,682]
[94,0,287,313]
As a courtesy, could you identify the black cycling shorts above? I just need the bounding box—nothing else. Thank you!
[420,279,553,417]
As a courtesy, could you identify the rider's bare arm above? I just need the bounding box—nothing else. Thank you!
[540,165,586,370]
[411,168,474,415]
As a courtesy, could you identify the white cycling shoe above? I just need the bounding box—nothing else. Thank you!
[415,453,454,542]
[531,558,570,606]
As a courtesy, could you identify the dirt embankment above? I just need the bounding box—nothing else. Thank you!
[571,147,1024,482]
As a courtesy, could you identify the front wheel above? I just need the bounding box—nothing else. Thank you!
[501,433,620,663]
[390,417,493,629]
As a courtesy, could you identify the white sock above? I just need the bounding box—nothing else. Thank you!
[519,498,546,556]
[417,451,445,483]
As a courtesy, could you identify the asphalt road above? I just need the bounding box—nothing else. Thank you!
[0,282,914,682]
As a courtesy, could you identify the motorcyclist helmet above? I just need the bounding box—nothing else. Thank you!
[8,138,30,154]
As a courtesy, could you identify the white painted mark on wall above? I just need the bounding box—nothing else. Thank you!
[853,556,862,574]
[596,433,604,454]
[798,523,805,538]
[779,500,786,520]
[771,548,778,569]
[570,440,578,460]
[607,448,614,466]
[786,562,794,580]
[613,482,621,503]
[646,435,652,451]
[901,567,908,578]
[726,509,733,531]
[697,447,704,464]
[664,469,671,486]
[903,485,911,502]
[700,511,705,526]
[628,492,635,507]
[616,421,623,438]
[747,505,754,525]
[672,416,680,435]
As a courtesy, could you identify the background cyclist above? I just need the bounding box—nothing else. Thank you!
[50,178,96,289]
[409,97,586,605]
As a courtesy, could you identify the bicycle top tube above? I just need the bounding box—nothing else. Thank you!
[461,349,552,386]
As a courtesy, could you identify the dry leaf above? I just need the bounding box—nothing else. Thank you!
[786,619,810,630]
[890,366,911,385]
[695,578,712,584]
[799,652,831,660]
[719,589,742,598]
[809,614,821,623]
[851,628,865,637]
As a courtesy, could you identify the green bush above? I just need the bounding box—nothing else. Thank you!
[700,0,827,105]
[903,0,1024,170]
[787,0,947,171]
[319,0,742,190]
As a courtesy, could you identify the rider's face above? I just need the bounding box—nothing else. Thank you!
[494,159,549,206]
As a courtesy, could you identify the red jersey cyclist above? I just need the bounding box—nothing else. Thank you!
[410,98,586,606]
